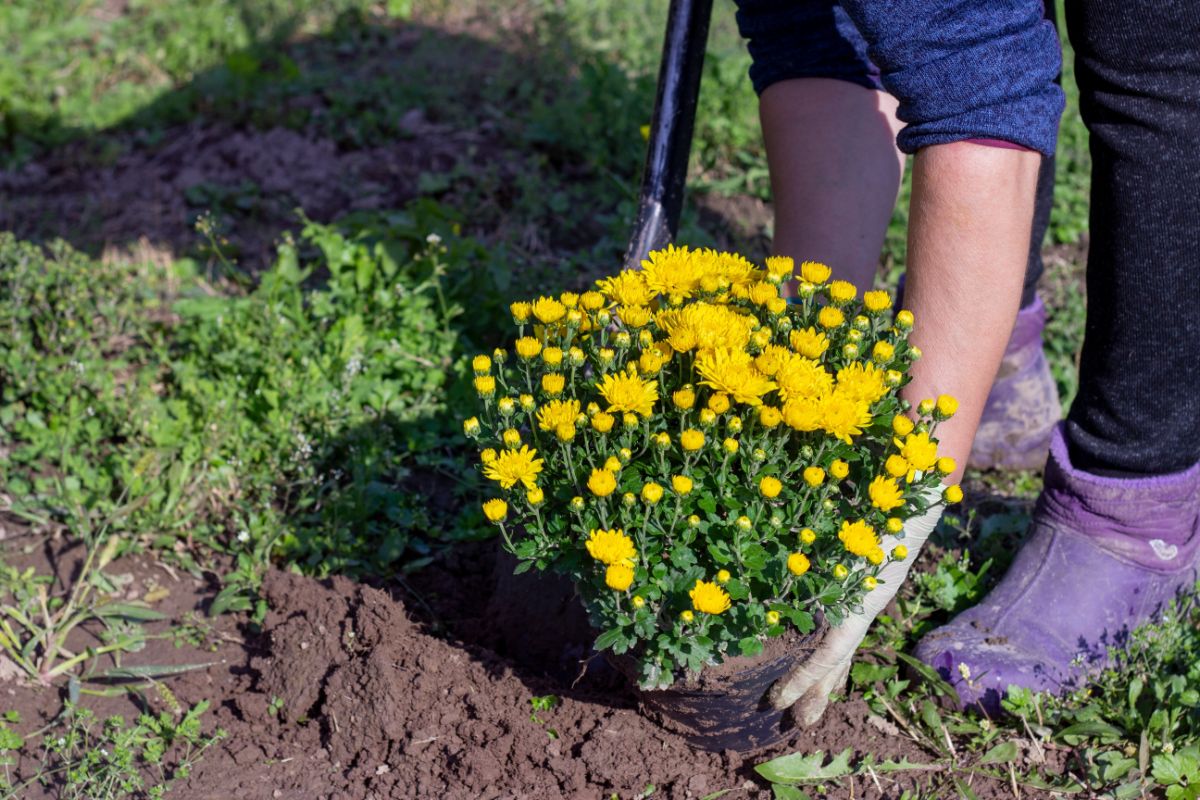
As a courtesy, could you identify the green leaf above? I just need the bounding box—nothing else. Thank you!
[94,662,215,680]
[594,628,625,652]
[756,748,854,784]
[895,652,961,706]
[1056,720,1125,743]
[738,637,764,658]
[209,584,251,617]
[95,602,168,622]
[978,740,1019,765]
[771,787,811,800]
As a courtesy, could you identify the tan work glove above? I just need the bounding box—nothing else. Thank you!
[767,487,945,726]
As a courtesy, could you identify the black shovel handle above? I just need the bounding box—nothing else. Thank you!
[623,0,714,271]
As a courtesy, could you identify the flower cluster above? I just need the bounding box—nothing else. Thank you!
[466,246,958,688]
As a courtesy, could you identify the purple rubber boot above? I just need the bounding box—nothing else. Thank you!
[968,296,1061,471]
[915,424,1200,713]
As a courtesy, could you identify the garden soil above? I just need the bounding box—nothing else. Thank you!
[1,539,1052,800]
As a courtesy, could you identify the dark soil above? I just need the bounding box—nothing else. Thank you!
[0,538,1055,799]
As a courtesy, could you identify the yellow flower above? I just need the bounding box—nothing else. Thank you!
[681,610,695,623]
[800,261,831,284]
[480,448,498,464]
[716,569,732,583]
[591,412,615,433]
[560,291,579,308]
[623,412,639,430]
[944,484,964,504]
[799,528,816,545]
[821,390,873,443]
[766,610,781,626]
[482,499,507,523]
[587,468,618,497]
[803,466,825,487]
[556,423,575,442]
[787,552,811,576]
[604,456,622,473]
[541,347,564,368]
[515,336,542,360]
[696,347,777,406]
[736,515,753,531]
[918,398,935,416]
[767,296,787,315]
[707,392,732,414]
[570,496,585,511]
[937,457,957,474]
[886,517,904,534]
[885,369,903,387]
[519,394,536,410]
[483,445,544,489]
[463,417,481,437]
[656,301,755,355]
[680,429,705,451]
[936,394,959,419]
[653,431,671,448]
[498,397,515,415]
[868,547,885,565]
[541,373,565,396]
[872,341,895,364]
[597,269,654,307]
[723,438,740,454]
[892,544,909,560]
[836,361,887,405]
[838,519,880,558]
[758,405,783,428]
[605,563,635,591]
[502,428,521,447]
[765,255,794,282]
[472,354,492,374]
[868,476,904,512]
[818,306,845,329]
[537,399,580,432]
[885,455,909,478]
[619,304,653,329]
[896,309,915,329]
[632,595,646,608]
[597,347,615,365]
[863,576,878,591]
[789,327,830,360]
[510,301,532,323]
[586,528,636,565]
[474,375,496,396]
[776,355,835,403]
[759,476,782,498]
[753,344,789,377]
[596,367,658,417]
[526,486,545,506]
[892,415,915,437]
[673,386,696,410]
[782,396,823,432]
[672,475,694,495]
[830,459,850,480]
[728,415,743,433]
[863,290,892,313]
[832,564,849,580]
[828,280,857,304]
[748,281,779,306]
[641,243,701,301]
[531,296,566,324]
[690,580,732,615]
[896,432,939,473]
[641,482,664,504]
[638,348,667,376]
[580,291,605,310]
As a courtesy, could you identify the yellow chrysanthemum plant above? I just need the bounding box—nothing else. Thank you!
[466,246,959,689]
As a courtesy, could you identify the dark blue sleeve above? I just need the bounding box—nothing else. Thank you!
[839,0,1064,155]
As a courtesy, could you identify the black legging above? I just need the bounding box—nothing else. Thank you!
[1063,0,1200,476]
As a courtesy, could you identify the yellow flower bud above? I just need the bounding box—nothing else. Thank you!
[863,290,892,313]
[892,544,908,560]
[673,386,696,410]
[653,432,671,449]
[597,347,615,365]
[872,341,895,364]
[728,415,743,433]
[886,517,904,535]
[832,564,849,580]
[510,301,532,323]
[541,347,564,368]
[482,499,507,523]
[716,569,732,584]
[569,346,586,366]
[803,466,825,488]
[885,454,909,478]
[818,306,845,329]
[937,456,957,474]
[787,552,810,576]
[847,329,864,343]
[800,261,831,284]
[619,448,632,463]
[472,354,492,374]
[723,438,740,454]
[800,528,816,545]
[605,563,635,591]
[766,610,781,626]
[885,369,903,387]
[502,428,521,447]
[493,347,507,364]
[910,345,923,360]
[944,484,964,504]
[767,296,787,315]
[759,476,782,498]
[623,413,639,430]
[892,415,915,437]
[570,496,585,511]
[587,468,617,497]
[895,309,914,329]
[541,373,565,396]
[681,610,695,623]
[622,492,637,506]
[687,515,701,527]
[830,459,849,480]
[707,393,731,414]
[519,394,535,411]
[591,412,615,433]
[863,576,878,591]
[480,448,498,464]
[842,343,859,359]
[580,291,605,310]
[497,397,515,415]
[641,482,664,505]
[758,405,783,428]
[736,516,752,531]
[474,375,496,396]
[614,331,631,349]
[556,423,576,442]
[699,409,717,427]
[515,336,542,360]
[918,398,935,416]
[463,417,481,437]
[603,456,622,473]
[935,394,959,419]
[828,280,857,304]
[527,486,545,506]
[672,475,694,495]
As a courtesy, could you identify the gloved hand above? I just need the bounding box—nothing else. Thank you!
[766,487,945,726]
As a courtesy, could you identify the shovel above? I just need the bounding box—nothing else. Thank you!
[623,0,714,271]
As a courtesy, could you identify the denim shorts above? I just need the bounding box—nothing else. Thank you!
[731,0,1065,155]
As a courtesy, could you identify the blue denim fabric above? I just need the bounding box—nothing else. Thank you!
[732,0,1064,155]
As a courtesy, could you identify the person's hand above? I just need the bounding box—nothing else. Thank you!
[766,487,945,726]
